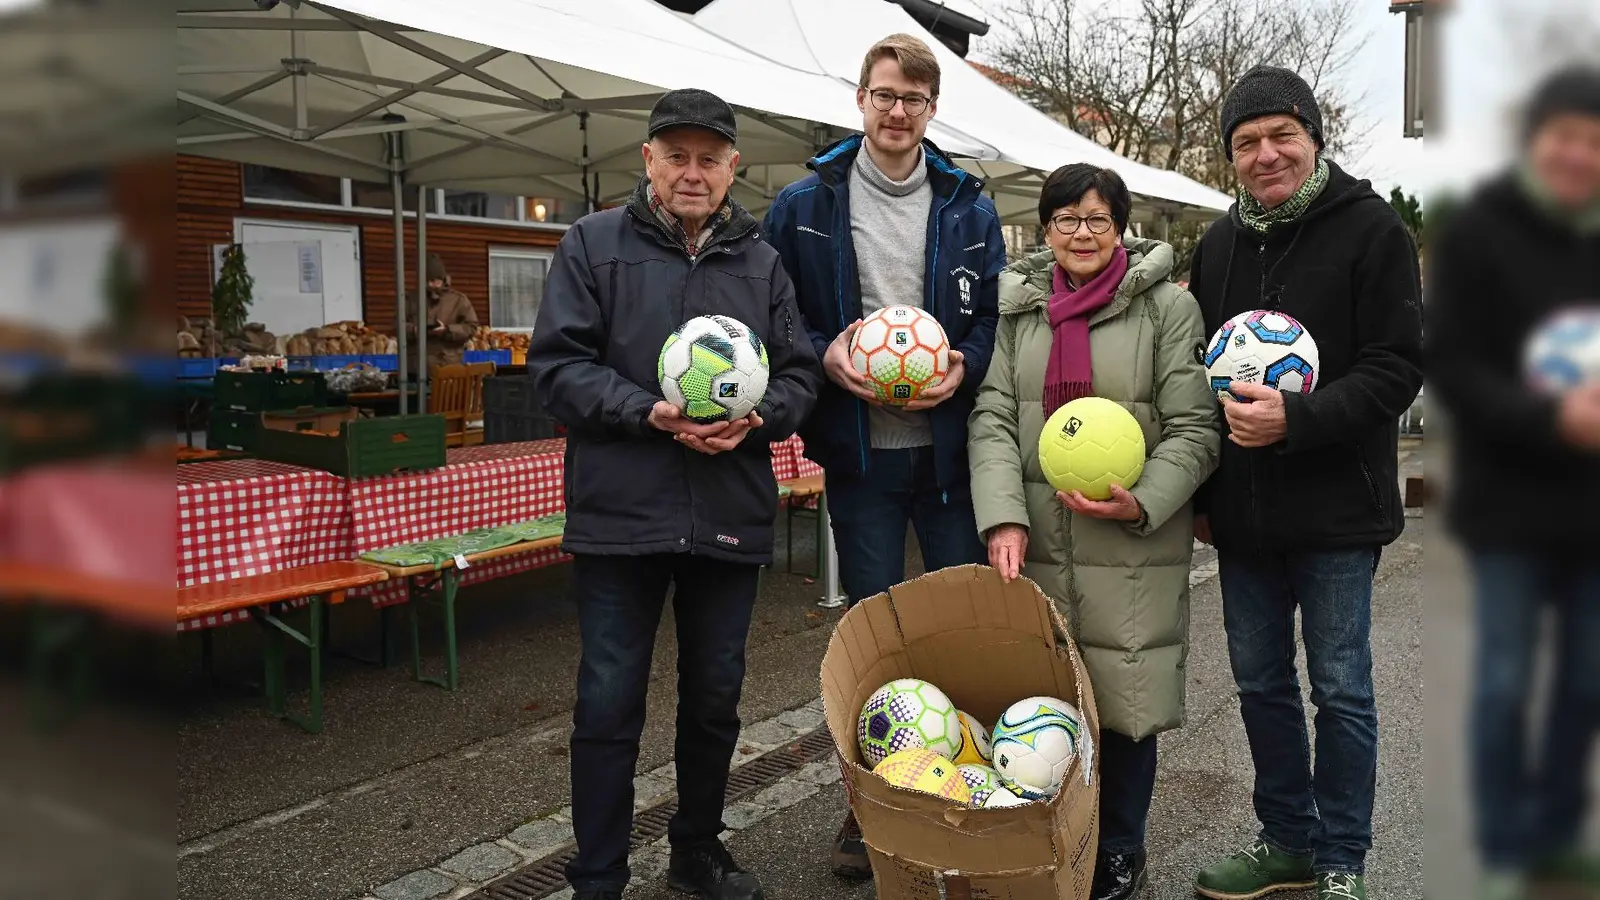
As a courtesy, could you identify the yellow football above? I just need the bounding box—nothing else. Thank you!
[952,710,994,765]
[1038,396,1146,501]
[874,747,973,805]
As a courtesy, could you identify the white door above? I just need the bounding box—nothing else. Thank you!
[226,220,361,338]
[0,217,121,339]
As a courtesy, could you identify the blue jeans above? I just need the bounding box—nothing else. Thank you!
[825,446,986,606]
[1468,552,1600,871]
[1218,548,1380,876]
[564,553,760,893]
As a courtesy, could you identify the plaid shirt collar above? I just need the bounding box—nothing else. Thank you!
[645,180,734,260]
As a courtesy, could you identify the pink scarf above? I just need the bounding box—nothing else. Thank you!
[1044,246,1127,416]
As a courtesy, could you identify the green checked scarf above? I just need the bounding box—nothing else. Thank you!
[1238,157,1330,234]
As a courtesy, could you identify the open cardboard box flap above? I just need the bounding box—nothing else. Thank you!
[821,564,1102,900]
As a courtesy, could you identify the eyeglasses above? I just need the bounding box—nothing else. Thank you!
[866,88,932,117]
[1049,213,1116,236]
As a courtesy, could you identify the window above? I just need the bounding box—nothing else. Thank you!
[243,164,343,205]
[488,247,552,329]
[442,189,520,221]
[524,196,585,225]
[350,178,399,210]
[15,167,110,211]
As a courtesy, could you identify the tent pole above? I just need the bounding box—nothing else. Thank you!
[580,110,594,214]
[417,182,429,414]
[391,170,407,414]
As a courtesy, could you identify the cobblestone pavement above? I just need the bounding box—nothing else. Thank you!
[158,442,1436,900]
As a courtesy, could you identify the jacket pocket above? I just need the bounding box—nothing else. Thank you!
[695,268,771,334]
[1355,444,1384,516]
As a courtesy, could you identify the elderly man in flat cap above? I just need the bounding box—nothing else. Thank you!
[527,88,821,900]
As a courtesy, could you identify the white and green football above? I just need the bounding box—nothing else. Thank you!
[658,314,769,423]
[856,678,962,770]
[957,764,1027,808]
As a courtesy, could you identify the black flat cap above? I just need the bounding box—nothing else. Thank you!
[648,88,738,145]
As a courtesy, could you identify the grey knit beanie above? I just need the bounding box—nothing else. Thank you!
[1522,64,1600,142]
[1220,64,1325,160]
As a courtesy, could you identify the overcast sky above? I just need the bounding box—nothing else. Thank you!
[963,0,1600,205]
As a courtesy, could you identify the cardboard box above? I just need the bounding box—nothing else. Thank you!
[821,564,1102,900]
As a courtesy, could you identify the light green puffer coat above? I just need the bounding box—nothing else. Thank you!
[968,237,1220,740]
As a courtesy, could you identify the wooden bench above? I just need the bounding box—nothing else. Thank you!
[778,474,827,578]
[0,561,171,729]
[176,561,389,733]
[365,534,565,692]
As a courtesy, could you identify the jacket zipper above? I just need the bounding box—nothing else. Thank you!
[1250,237,1267,552]
[1357,450,1383,515]
[679,241,741,553]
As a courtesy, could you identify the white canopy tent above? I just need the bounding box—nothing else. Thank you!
[692,0,1234,225]
[178,0,1001,407]
[178,0,998,207]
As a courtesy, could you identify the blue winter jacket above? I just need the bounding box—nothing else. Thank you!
[761,135,1004,492]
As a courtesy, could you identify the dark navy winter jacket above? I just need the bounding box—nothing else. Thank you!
[761,135,1004,493]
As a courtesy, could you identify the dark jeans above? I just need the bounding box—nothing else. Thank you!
[564,553,761,893]
[1098,730,1159,855]
[1218,547,1380,876]
[1468,552,1600,871]
[826,446,986,606]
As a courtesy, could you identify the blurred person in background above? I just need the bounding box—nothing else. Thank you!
[405,252,478,371]
[1187,65,1425,900]
[1426,64,1600,900]
[968,163,1219,900]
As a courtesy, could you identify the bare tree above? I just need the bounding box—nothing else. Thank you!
[981,0,1375,270]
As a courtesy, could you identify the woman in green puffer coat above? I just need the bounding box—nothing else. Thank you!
[968,163,1220,900]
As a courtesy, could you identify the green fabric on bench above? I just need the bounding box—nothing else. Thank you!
[360,515,566,569]
[504,513,566,543]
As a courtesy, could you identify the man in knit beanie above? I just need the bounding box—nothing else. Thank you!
[1426,63,1600,900]
[1187,64,1424,900]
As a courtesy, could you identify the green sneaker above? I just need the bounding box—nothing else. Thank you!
[1477,870,1528,900]
[1194,840,1316,899]
[1318,873,1366,900]
[1532,849,1600,888]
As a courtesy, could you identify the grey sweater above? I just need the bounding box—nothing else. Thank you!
[850,146,933,449]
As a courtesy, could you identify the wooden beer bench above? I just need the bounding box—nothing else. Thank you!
[176,561,389,733]
[778,474,827,578]
[0,561,170,729]
[360,514,567,692]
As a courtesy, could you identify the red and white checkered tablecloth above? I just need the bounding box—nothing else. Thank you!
[176,459,351,632]
[350,442,568,605]
[770,435,824,482]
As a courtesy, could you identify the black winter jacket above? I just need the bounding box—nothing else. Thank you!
[1426,172,1600,553]
[527,181,823,565]
[1190,160,1425,553]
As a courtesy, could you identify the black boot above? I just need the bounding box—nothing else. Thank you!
[667,840,765,900]
[574,892,624,900]
[831,809,872,880]
[1090,849,1147,900]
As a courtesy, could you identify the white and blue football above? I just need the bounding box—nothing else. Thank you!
[1524,306,1600,393]
[1203,309,1320,403]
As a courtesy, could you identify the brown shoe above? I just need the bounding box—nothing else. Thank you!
[831,810,872,880]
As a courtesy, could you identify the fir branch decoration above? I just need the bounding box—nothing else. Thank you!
[212,243,254,339]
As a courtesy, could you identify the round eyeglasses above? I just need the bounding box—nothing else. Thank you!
[1049,213,1116,236]
[867,89,931,117]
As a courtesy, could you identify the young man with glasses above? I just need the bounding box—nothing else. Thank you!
[761,32,1004,881]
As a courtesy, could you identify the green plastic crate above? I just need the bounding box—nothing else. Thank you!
[214,370,327,412]
[254,413,447,477]
[207,408,260,452]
